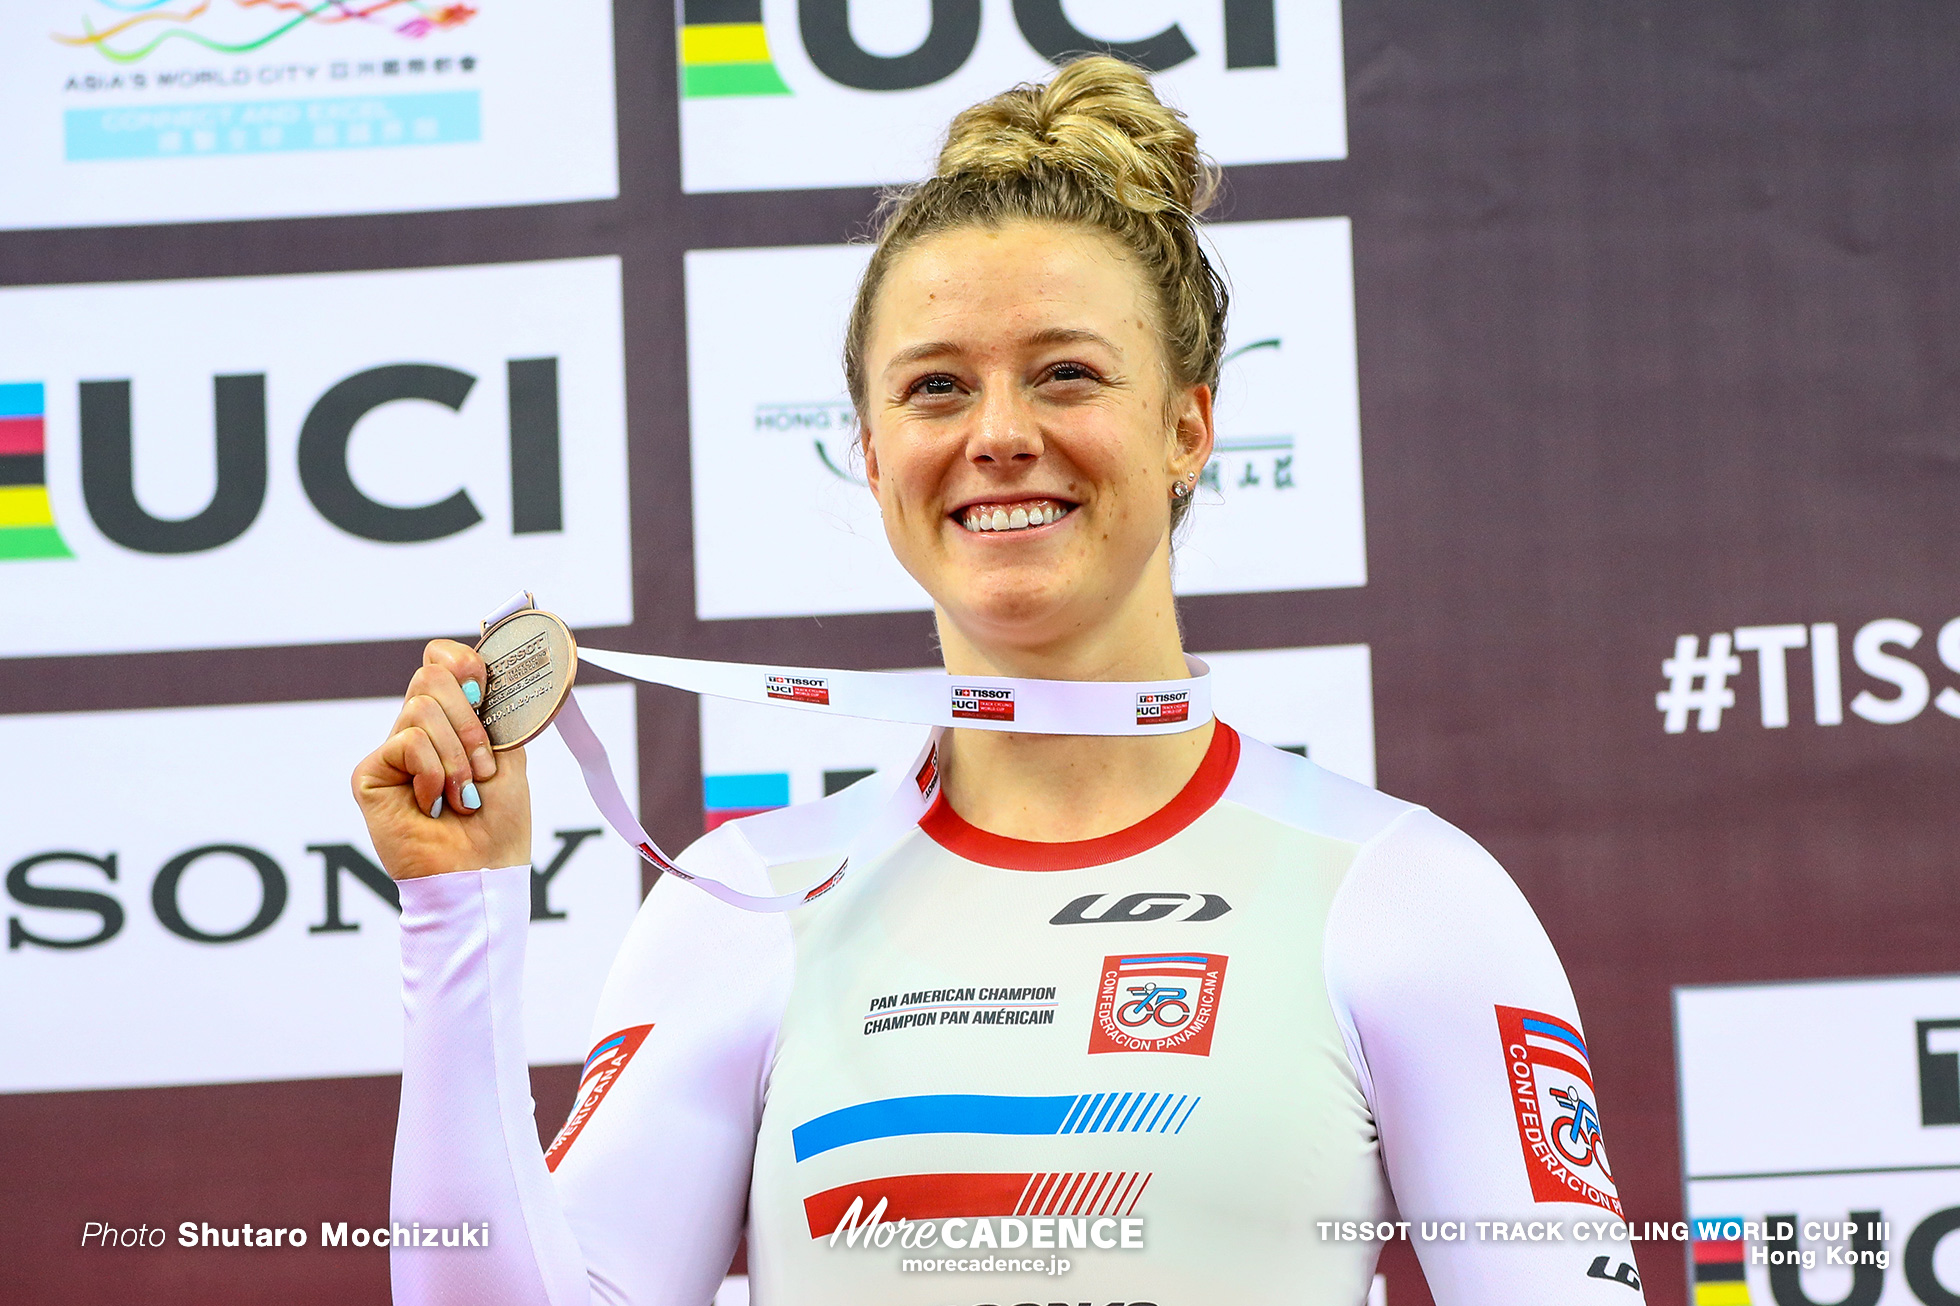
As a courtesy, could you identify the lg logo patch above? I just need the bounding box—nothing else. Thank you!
[1050,892,1230,925]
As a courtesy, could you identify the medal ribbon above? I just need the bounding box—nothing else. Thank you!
[478,591,1212,912]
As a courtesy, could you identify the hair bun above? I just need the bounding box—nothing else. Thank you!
[936,55,1218,216]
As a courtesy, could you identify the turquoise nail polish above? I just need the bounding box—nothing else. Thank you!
[430,795,444,819]
[461,781,481,810]
[462,680,482,708]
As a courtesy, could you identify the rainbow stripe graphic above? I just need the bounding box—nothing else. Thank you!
[0,385,74,561]
[680,0,790,98]
[1690,1218,1751,1306]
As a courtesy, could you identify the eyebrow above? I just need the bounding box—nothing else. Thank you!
[881,327,1125,376]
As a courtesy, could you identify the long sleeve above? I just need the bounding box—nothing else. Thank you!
[391,827,796,1306]
[392,864,591,1306]
[1323,809,1648,1304]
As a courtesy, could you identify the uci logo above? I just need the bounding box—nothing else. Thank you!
[8,359,563,559]
[679,0,1279,97]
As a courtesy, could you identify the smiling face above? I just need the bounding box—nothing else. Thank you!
[861,219,1213,666]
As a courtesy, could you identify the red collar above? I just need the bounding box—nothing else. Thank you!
[918,723,1241,871]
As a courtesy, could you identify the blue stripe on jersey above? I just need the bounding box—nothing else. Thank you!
[792,1091,1199,1160]
[1521,1016,1588,1060]
[1119,954,1209,966]
[793,1094,1076,1161]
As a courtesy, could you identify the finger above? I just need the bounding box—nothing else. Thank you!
[400,694,478,815]
[369,725,447,818]
[424,639,489,712]
[408,662,498,783]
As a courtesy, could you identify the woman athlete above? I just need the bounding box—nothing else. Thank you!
[354,57,1646,1306]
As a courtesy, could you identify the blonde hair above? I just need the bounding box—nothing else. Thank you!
[844,56,1227,528]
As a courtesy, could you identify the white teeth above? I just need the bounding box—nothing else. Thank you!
[959,501,1071,532]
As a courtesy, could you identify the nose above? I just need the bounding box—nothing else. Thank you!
[965,383,1042,471]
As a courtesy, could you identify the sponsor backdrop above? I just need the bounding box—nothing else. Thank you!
[4,4,1958,1306]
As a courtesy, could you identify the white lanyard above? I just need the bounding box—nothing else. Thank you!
[476,591,1212,912]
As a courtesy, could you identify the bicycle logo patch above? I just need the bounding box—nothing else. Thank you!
[1089,953,1228,1056]
[1495,1005,1623,1215]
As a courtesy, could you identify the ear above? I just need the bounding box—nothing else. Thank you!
[1168,382,1215,485]
[860,417,882,500]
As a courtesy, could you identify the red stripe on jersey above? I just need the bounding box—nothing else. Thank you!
[918,722,1241,870]
[803,1173,1031,1238]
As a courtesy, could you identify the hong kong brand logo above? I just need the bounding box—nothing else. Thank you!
[1495,1005,1622,1216]
[766,674,830,706]
[545,1025,653,1172]
[951,686,1014,722]
[1089,953,1227,1057]
[1135,690,1190,726]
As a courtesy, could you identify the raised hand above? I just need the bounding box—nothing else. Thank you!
[352,639,532,880]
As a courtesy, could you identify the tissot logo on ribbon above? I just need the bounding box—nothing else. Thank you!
[1495,1005,1622,1216]
[546,1024,654,1172]
[767,674,831,705]
[676,0,1346,192]
[0,257,630,659]
[1090,953,1228,1056]
[951,686,1015,722]
[1135,690,1190,726]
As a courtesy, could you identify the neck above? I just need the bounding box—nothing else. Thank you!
[933,561,1217,844]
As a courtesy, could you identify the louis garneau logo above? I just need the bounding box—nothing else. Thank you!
[1052,892,1230,925]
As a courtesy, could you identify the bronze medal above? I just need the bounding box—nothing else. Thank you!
[475,604,577,750]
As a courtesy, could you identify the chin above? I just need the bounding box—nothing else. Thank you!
[942,580,1080,644]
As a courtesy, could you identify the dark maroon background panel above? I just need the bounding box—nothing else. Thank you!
[0,1067,578,1305]
[7,4,1960,1305]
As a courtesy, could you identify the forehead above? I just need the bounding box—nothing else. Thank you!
[869,219,1153,352]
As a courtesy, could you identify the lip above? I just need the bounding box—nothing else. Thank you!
[946,492,1079,515]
